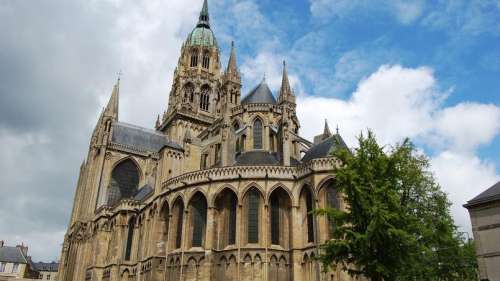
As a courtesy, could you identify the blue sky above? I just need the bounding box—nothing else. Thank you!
[0,0,498,261]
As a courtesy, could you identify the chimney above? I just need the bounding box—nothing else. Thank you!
[16,243,28,256]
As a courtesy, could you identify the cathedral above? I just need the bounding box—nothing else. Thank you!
[59,1,353,280]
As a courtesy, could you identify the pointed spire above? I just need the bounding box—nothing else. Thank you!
[226,41,239,75]
[279,60,293,104]
[197,0,210,28]
[324,119,332,137]
[104,76,120,120]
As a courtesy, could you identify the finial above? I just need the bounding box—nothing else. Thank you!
[117,69,123,84]
[283,60,286,67]
[262,73,266,82]
[336,124,339,134]
[231,40,234,48]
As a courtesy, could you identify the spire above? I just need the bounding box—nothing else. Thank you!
[324,119,332,137]
[104,76,120,120]
[226,41,239,76]
[197,0,210,28]
[279,60,293,103]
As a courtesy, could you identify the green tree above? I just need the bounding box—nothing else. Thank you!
[317,131,477,281]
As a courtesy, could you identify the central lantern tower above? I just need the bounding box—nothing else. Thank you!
[157,0,241,143]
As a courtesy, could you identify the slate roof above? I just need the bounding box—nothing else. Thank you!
[235,151,300,166]
[464,181,500,208]
[133,184,154,201]
[241,80,277,105]
[0,246,28,264]
[112,122,182,152]
[33,262,59,272]
[301,134,348,162]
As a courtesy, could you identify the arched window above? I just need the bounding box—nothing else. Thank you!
[171,198,184,249]
[253,119,263,149]
[202,52,210,69]
[269,187,292,247]
[247,189,260,243]
[326,183,339,237]
[190,193,207,247]
[190,50,198,67]
[107,159,139,206]
[270,194,280,245]
[124,216,135,260]
[199,86,210,111]
[305,189,314,243]
[184,84,194,103]
[215,189,238,248]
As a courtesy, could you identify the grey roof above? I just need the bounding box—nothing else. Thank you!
[112,122,182,152]
[241,80,277,105]
[33,262,59,272]
[235,151,300,166]
[133,184,154,201]
[301,134,348,162]
[464,181,500,208]
[0,246,28,264]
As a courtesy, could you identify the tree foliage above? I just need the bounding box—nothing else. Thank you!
[317,131,477,281]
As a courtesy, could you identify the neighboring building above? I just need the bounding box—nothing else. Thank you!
[33,262,59,280]
[0,241,38,280]
[58,1,356,281]
[465,181,500,281]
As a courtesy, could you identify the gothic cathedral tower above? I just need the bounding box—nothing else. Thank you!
[156,0,241,144]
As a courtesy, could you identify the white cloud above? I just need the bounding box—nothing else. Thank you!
[294,64,500,234]
[433,102,500,153]
[431,151,500,232]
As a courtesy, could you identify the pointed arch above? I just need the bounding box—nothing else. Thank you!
[253,117,263,149]
[299,185,315,244]
[190,49,199,67]
[269,186,292,248]
[202,51,210,69]
[214,188,238,248]
[200,85,210,111]
[188,191,208,247]
[242,186,263,244]
[170,196,184,249]
[107,158,141,206]
[318,178,340,240]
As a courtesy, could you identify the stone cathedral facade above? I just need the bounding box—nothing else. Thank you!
[58,1,354,281]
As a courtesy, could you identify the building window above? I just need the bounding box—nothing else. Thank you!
[190,51,198,67]
[107,159,140,206]
[174,201,184,249]
[305,190,314,243]
[199,86,210,111]
[12,263,18,273]
[46,274,51,280]
[202,52,210,69]
[124,216,135,260]
[190,193,207,247]
[253,119,263,149]
[201,154,208,169]
[0,262,5,272]
[247,189,260,243]
[326,183,339,237]
[270,193,280,245]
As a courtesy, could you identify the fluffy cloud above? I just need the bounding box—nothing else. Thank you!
[296,64,500,233]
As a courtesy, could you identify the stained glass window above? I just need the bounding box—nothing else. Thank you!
[247,190,260,243]
[253,119,263,149]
